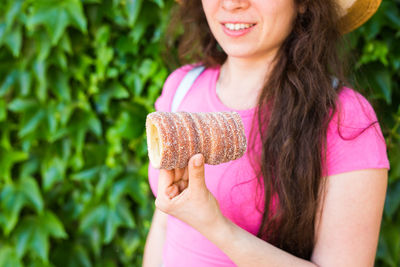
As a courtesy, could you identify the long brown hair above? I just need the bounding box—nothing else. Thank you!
[166,0,373,259]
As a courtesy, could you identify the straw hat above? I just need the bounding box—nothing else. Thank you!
[337,0,382,33]
[175,0,382,34]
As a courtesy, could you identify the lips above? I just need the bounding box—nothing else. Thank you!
[221,22,257,37]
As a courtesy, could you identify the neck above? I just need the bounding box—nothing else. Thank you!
[215,54,276,110]
[219,55,275,95]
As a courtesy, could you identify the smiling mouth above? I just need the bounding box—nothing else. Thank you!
[223,23,256,31]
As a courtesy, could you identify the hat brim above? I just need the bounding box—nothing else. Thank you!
[339,0,382,33]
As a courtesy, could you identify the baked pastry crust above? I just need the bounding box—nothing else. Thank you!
[146,111,247,170]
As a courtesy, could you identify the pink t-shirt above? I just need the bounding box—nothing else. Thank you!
[148,64,390,266]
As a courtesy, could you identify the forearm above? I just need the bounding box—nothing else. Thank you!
[201,216,318,267]
[142,209,167,267]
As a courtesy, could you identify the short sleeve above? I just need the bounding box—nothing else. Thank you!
[324,88,390,177]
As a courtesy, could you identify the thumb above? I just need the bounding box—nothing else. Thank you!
[188,154,206,190]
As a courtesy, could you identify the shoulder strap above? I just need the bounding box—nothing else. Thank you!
[171,65,205,112]
[331,76,340,90]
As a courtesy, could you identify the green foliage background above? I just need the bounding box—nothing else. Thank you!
[0,0,399,266]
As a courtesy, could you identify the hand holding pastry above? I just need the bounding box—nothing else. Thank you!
[155,154,224,231]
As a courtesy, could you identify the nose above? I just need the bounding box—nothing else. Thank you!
[221,0,250,11]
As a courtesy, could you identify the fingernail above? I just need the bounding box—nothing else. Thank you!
[194,154,203,167]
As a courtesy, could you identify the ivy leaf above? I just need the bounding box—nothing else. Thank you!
[69,245,92,267]
[18,71,32,96]
[19,158,40,179]
[46,103,58,137]
[126,0,143,27]
[30,226,49,261]
[28,4,69,45]
[103,201,135,244]
[116,201,135,229]
[71,166,102,182]
[95,166,122,198]
[80,204,108,232]
[59,34,72,54]
[8,98,38,113]
[28,0,87,45]
[89,115,103,137]
[0,148,29,183]
[80,201,135,244]
[14,220,32,258]
[0,123,12,150]
[64,0,88,33]
[18,176,44,214]
[0,176,43,235]
[4,25,22,57]
[0,184,26,235]
[119,230,141,257]
[34,29,52,61]
[373,69,392,104]
[18,108,46,138]
[0,245,23,267]
[5,0,24,31]
[151,0,164,8]
[33,59,47,102]
[42,211,68,238]
[41,157,66,191]
[0,70,17,97]
[108,178,130,207]
[103,210,118,244]
[94,82,129,113]
[13,212,67,261]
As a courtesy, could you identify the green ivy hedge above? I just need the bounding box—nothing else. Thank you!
[350,1,400,266]
[0,0,399,266]
[0,0,174,266]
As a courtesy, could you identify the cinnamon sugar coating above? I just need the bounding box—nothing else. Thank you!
[146,111,247,170]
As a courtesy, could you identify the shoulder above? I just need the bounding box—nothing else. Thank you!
[324,86,390,176]
[330,87,380,133]
[166,64,201,86]
[155,64,220,111]
[154,64,198,111]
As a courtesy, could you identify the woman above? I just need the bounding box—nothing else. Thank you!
[143,0,390,266]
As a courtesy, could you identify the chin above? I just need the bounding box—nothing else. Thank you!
[220,45,257,59]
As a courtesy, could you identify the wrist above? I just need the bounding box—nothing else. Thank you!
[200,213,234,246]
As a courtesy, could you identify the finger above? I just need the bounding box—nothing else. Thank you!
[188,154,206,190]
[174,167,186,182]
[182,167,189,181]
[157,169,175,197]
[177,179,188,192]
[166,184,179,199]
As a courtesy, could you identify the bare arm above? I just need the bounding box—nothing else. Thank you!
[311,168,388,266]
[202,168,387,267]
[156,155,388,266]
[142,208,168,267]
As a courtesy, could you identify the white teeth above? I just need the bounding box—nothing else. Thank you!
[224,23,254,31]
